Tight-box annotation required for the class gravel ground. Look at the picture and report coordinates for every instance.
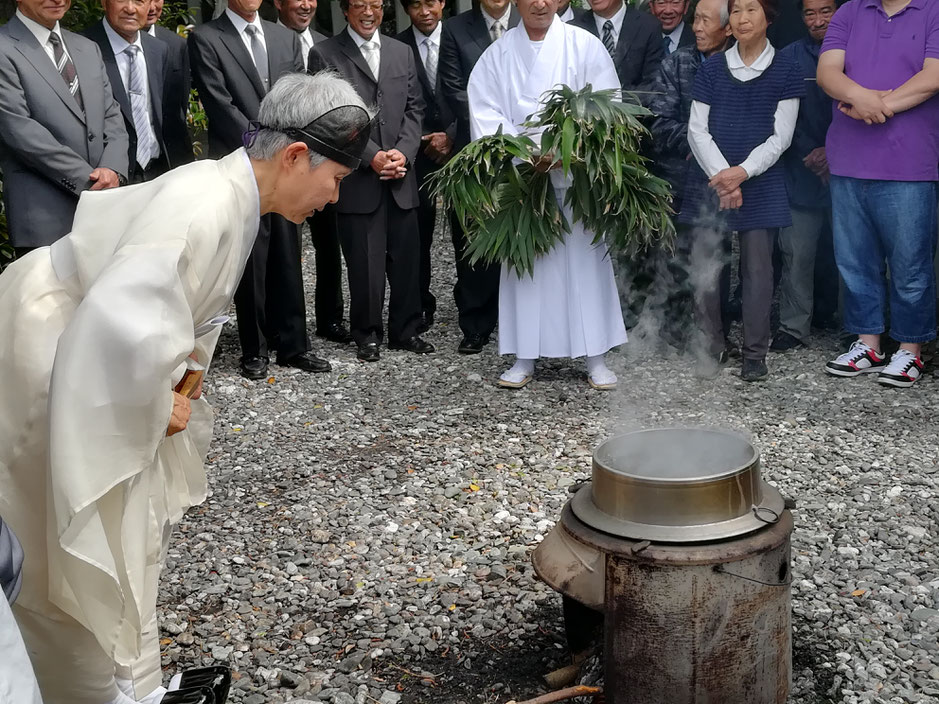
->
[157,226,939,704]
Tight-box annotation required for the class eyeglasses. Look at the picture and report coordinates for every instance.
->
[802,7,834,19]
[348,1,384,11]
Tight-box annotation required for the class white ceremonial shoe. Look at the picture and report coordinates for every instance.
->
[588,368,617,390]
[497,358,534,388]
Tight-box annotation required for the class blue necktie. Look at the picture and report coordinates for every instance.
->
[662,34,672,55]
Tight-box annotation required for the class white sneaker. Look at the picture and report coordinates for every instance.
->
[825,340,886,377]
[877,349,924,388]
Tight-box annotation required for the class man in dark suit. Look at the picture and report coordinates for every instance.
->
[83,0,182,181]
[0,0,128,256]
[308,0,434,363]
[649,0,694,55]
[396,0,456,334]
[438,0,519,353]
[144,0,194,167]
[275,0,351,345]
[189,0,330,379]
[569,0,664,93]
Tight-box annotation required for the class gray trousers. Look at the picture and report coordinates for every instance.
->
[778,207,832,341]
[692,227,775,360]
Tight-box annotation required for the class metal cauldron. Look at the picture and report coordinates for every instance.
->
[571,428,785,542]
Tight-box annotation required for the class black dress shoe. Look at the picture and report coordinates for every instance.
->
[357,342,380,362]
[317,322,353,344]
[389,335,435,353]
[458,334,489,354]
[240,356,269,380]
[770,331,806,352]
[741,357,768,382]
[281,351,331,373]
[173,666,231,704]
[162,686,216,704]
[416,310,435,334]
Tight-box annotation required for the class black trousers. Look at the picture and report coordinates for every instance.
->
[338,191,422,346]
[450,212,500,339]
[307,209,344,329]
[234,213,310,361]
[415,158,438,317]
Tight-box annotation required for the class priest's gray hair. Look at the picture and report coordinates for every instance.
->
[719,0,729,26]
[247,71,371,167]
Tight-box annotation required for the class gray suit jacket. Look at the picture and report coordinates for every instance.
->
[188,15,303,158]
[308,31,425,214]
[0,16,129,247]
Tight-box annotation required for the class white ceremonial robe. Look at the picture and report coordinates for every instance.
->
[468,17,628,359]
[0,149,260,704]
[0,594,43,704]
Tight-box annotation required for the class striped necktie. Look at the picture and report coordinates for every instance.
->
[601,20,616,57]
[48,31,83,110]
[124,45,156,168]
[489,20,503,42]
[423,37,438,92]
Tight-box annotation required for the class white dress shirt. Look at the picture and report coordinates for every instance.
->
[481,7,510,37]
[411,22,441,68]
[558,4,574,22]
[278,19,314,69]
[348,26,381,79]
[226,8,267,64]
[101,20,159,164]
[593,1,627,46]
[688,41,800,179]
[16,10,70,68]
[664,21,684,54]
[147,24,156,37]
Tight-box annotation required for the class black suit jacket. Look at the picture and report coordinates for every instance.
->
[676,22,695,50]
[152,24,194,166]
[570,6,664,95]
[394,26,455,136]
[82,22,172,178]
[308,31,425,214]
[438,7,520,150]
[189,15,303,157]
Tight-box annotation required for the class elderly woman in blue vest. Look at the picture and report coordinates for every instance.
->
[679,0,804,381]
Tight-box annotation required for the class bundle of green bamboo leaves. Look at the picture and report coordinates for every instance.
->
[431,85,674,277]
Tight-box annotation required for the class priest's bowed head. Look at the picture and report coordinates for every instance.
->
[0,71,372,704]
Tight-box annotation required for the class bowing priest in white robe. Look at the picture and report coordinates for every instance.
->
[468,0,628,390]
[0,73,372,704]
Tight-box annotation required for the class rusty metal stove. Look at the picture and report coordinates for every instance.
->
[533,428,793,704]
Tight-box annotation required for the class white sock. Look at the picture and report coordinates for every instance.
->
[112,679,167,704]
[586,355,616,385]
[500,358,535,383]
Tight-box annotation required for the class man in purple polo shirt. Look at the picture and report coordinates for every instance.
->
[817,0,939,388]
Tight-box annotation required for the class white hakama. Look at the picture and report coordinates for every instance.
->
[468,17,627,360]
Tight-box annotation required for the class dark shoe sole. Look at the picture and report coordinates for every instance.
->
[240,367,268,380]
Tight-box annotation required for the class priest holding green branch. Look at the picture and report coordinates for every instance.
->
[465,0,646,389]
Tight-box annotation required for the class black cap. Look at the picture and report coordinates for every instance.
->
[243,105,375,169]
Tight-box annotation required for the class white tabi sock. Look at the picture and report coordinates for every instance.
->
[500,358,535,384]
[112,678,168,704]
[586,355,617,387]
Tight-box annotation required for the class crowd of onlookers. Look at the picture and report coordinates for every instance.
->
[0,0,937,387]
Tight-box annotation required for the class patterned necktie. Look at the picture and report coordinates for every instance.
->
[662,34,672,55]
[124,45,156,168]
[601,20,616,57]
[489,20,503,42]
[423,37,438,91]
[48,31,83,110]
[245,25,270,91]
[362,40,380,80]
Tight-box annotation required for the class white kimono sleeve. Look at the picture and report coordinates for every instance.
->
[46,237,200,665]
